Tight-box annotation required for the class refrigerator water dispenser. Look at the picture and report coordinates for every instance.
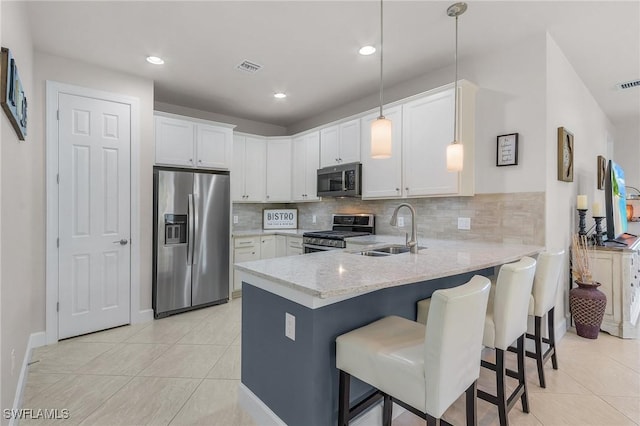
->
[164,214,187,245]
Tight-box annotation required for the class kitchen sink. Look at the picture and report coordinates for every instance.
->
[354,244,426,257]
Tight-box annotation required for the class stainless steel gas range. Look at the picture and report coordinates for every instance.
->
[302,214,375,253]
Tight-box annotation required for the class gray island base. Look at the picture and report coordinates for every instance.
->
[236,239,542,425]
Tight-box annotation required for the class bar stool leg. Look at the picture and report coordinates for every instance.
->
[549,307,558,370]
[534,315,546,388]
[465,381,478,426]
[517,335,530,413]
[496,349,509,426]
[382,394,392,426]
[338,370,350,426]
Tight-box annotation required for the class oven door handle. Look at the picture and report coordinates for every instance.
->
[303,243,343,251]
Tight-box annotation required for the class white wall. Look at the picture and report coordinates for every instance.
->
[32,53,155,330]
[289,35,548,195]
[545,34,615,323]
[613,119,640,189]
[155,101,286,136]
[1,2,35,421]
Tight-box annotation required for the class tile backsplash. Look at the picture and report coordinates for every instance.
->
[232,192,545,246]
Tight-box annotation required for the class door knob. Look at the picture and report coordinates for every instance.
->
[113,239,128,245]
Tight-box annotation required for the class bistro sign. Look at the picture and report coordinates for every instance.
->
[263,209,298,230]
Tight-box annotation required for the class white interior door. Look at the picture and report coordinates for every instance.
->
[58,93,131,339]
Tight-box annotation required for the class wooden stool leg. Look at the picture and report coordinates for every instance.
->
[496,349,509,426]
[517,335,530,413]
[338,370,350,426]
[465,380,478,426]
[534,315,546,388]
[382,394,392,426]
[549,307,558,370]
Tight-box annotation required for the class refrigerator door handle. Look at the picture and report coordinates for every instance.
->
[187,193,194,265]
[193,193,199,265]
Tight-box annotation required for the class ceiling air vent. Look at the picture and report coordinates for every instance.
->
[617,79,640,90]
[236,60,262,74]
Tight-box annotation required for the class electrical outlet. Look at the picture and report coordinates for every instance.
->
[11,349,16,375]
[285,312,296,341]
[397,217,405,227]
[458,217,471,230]
[233,215,239,224]
[312,215,317,224]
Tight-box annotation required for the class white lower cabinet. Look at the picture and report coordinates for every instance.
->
[286,235,304,256]
[233,234,303,291]
[589,248,640,338]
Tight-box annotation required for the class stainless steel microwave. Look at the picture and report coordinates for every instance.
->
[317,162,362,197]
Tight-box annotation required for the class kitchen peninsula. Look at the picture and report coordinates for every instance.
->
[235,238,543,425]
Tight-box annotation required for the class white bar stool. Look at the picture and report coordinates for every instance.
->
[335,275,491,426]
[508,250,564,388]
[479,256,536,426]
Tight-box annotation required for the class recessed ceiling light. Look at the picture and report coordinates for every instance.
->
[146,56,165,65]
[274,92,287,99]
[359,45,376,56]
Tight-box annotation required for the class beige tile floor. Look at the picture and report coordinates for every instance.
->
[22,298,639,425]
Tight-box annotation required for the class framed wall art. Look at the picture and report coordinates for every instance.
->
[263,209,298,230]
[597,155,606,190]
[1,47,27,140]
[557,127,573,182]
[496,133,518,166]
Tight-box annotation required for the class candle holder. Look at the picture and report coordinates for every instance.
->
[593,216,605,246]
[577,209,588,236]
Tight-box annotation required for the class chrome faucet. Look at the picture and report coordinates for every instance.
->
[390,203,419,254]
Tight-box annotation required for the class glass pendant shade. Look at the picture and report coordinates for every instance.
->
[371,117,392,158]
[446,142,463,172]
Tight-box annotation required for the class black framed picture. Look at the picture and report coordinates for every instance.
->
[1,47,27,140]
[496,133,518,166]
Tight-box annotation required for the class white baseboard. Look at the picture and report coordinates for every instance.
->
[237,382,406,426]
[132,308,154,324]
[556,316,567,341]
[10,332,46,426]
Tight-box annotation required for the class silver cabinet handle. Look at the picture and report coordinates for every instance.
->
[198,159,202,163]
[189,158,193,162]
[266,195,270,199]
[113,239,128,245]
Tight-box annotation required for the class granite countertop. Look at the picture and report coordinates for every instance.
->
[232,229,319,237]
[234,238,543,299]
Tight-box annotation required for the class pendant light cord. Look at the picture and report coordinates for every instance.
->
[453,14,459,143]
[379,0,384,119]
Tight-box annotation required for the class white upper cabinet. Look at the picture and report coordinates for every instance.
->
[265,138,292,202]
[232,135,266,202]
[402,81,476,197]
[196,124,233,169]
[155,116,196,167]
[360,106,403,199]
[320,118,361,167]
[292,131,320,201]
[154,113,234,170]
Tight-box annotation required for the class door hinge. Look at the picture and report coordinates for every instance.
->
[56,302,59,312]
[56,110,59,120]
[56,238,59,248]
[56,174,59,184]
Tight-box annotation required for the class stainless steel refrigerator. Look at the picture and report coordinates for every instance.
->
[153,167,230,318]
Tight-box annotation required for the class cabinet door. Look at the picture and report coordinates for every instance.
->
[155,116,195,167]
[286,236,303,256]
[360,106,403,199]
[231,136,246,202]
[292,135,307,201]
[339,119,361,164]
[304,132,321,200]
[320,125,339,167]
[196,124,232,169]
[266,138,292,202]
[261,235,276,259]
[244,137,266,202]
[402,89,458,196]
[275,235,287,257]
[233,245,261,290]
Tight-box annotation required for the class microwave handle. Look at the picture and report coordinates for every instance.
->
[342,171,347,191]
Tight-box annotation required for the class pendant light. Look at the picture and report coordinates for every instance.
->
[371,0,392,159]
[446,2,467,172]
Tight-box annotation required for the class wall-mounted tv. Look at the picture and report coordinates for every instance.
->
[604,160,628,242]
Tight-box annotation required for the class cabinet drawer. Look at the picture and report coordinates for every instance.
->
[287,236,303,248]
[234,236,260,248]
